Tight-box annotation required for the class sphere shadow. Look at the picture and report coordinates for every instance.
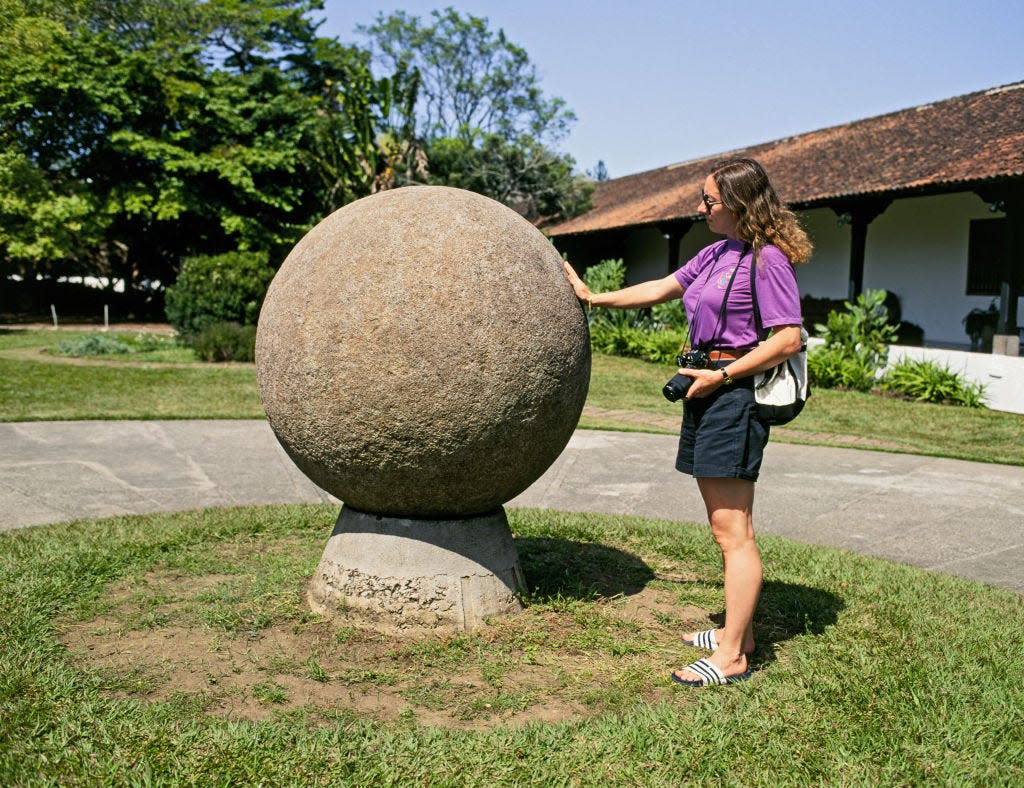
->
[514,536,655,600]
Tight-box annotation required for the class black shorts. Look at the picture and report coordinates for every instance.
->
[675,370,770,482]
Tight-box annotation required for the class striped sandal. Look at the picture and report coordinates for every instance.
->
[682,629,718,651]
[670,658,752,687]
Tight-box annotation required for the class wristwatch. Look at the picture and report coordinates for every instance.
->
[719,368,734,385]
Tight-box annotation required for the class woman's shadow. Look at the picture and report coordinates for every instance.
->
[708,579,845,666]
[515,536,844,665]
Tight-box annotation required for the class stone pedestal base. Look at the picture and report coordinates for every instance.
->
[308,506,526,633]
[992,334,1020,356]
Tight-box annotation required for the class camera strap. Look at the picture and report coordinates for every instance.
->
[689,243,750,352]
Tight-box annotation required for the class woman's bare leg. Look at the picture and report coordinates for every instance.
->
[674,477,761,681]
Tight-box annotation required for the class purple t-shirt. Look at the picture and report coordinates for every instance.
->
[673,238,801,350]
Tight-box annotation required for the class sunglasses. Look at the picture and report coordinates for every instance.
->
[700,188,723,212]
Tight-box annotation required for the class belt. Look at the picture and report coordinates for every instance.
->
[707,349,747,361]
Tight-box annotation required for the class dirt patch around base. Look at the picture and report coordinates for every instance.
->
[58,554,719,731]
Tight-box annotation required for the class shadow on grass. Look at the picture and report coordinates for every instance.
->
[705,579,845,667]
[515,536,655,600]
[516,534,844,668]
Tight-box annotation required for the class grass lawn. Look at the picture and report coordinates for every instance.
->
[0,329,263,420]
[1,504,1021,785]
[3,328,1022,466]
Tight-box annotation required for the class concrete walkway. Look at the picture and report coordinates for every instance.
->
[2,420,1023,594]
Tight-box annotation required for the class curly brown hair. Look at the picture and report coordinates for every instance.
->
[711,158,813,265]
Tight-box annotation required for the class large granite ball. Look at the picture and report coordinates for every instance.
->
[255,186,590,518]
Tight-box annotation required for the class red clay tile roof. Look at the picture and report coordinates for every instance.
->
[548,81,1024,237]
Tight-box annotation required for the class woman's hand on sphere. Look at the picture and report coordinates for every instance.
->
[562,261,593,304]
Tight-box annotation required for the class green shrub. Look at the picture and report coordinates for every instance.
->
[584,259,650,331]
[56,334,135,356]
[124,332,176,352]
[191,322,257,363]
[810,289,898,391]
[963,300,999,351]
[583,257,628,295]
[651,297,687,334]
[54,332,178,358]
[580,258,688,364]
[807,344,879,391]
[589,323,687,364]
[164,251,275,338]
[881,358,986,407]
[815,289,898,365]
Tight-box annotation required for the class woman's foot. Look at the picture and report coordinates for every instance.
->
[671,650,750,685]
[682,628,755,655]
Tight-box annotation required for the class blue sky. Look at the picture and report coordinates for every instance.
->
[318,0,1024,179]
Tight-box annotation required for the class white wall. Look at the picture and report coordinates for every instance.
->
[795,208,850,297]
[678,221,717,266]
[620,220,719,285]
[864,193,1011,346]
[797,193,1016,347]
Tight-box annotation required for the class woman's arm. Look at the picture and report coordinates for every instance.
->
[563,261,684,308]
[721,324,803,379]
[681,324,803,399]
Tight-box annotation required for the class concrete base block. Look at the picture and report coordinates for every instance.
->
[308,506,526,633]
[992,334,1020,356]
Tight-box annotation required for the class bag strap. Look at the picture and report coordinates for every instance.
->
[748,248,770,342]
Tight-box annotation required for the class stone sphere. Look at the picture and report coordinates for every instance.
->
[255,185,590,518]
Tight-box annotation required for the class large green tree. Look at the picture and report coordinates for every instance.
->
[426,132,590,223]
[360,7,591,222]
[360,6,573,144]
[0,0,419,291]
[0,1,589,298]
[300,38,424,211]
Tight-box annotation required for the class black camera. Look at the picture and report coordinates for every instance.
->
[662,349,710,402]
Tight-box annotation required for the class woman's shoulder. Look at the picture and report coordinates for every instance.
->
[757,244,792,267]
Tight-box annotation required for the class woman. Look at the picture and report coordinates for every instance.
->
[563,157,812,687]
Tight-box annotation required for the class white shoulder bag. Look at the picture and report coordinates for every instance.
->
[749,253,810,426]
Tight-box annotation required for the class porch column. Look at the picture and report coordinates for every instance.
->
[834,200,891,300]
[997,192,1022,350]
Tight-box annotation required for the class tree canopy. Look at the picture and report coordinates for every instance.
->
[359,6,574,145]
[0,0,420,288]
[0,1,591,296]
[360,6,591,223]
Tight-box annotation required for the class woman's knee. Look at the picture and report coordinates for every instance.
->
[709,513,756,553]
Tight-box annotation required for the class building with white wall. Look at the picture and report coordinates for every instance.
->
[547,81,1024,352]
